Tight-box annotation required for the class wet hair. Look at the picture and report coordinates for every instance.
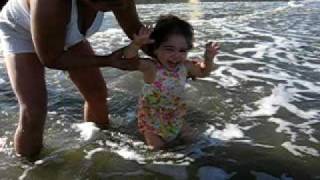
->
[148,14,194,57]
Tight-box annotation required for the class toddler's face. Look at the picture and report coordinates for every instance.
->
[154,34,189,71]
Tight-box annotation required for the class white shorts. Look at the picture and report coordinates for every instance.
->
[0,0,35,54]
[0,0,103,55]
[0,20,35,54]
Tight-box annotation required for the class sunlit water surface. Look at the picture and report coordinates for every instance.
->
[0,1,319,179]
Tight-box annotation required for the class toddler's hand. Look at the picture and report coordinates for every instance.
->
[133,25,154,47]
[204,42,220,61]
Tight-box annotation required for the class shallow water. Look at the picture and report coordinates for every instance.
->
[1,1,320,179]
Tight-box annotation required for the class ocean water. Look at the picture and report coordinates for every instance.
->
[0,1,319,179]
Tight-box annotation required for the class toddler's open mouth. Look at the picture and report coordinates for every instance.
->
[167,61,179,69]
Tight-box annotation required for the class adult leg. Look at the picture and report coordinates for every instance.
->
[67,40,108,127]
[5,53,47,157]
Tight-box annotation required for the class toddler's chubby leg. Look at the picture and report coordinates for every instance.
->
[143,130,166,150]
[180,124,200,144]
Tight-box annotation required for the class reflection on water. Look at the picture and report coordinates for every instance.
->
[1,1,320,179]
[188,0,204,20]
[136,0,192,4]
[189,0,200,3]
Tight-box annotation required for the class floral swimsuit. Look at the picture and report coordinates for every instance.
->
[138,62,188,142]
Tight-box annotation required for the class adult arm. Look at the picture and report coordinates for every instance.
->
[112,1,153,56]
[30,0,131,70]
[112,0,142,40]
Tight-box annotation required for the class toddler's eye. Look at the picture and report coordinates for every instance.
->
[164,48,175,52]
[179,49,187,53]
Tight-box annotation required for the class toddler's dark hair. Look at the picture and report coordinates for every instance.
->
[148,14,194,57]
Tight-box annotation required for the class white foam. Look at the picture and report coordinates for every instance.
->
[205,124,244,141]
[248,84,318,119]
[105,139,118,148]
[203,66,240,87]
[72,122,100,141]
[0,78,5,84]
[115,147,144,161]
[268,118,298,142]
[288,1,304,7]
[0,137,14,156]
[282,141,319,157]
[235,43,270,59]
[0,137,7,152]
[84,147,105,159]
[250,143,275,149]
[290,79,320,93]
[296,120,320,143]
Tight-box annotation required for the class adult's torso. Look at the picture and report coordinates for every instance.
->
[1,0,104,50]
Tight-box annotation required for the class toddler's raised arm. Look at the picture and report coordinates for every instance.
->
[186,42,220,78]
[123,25,153,59]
